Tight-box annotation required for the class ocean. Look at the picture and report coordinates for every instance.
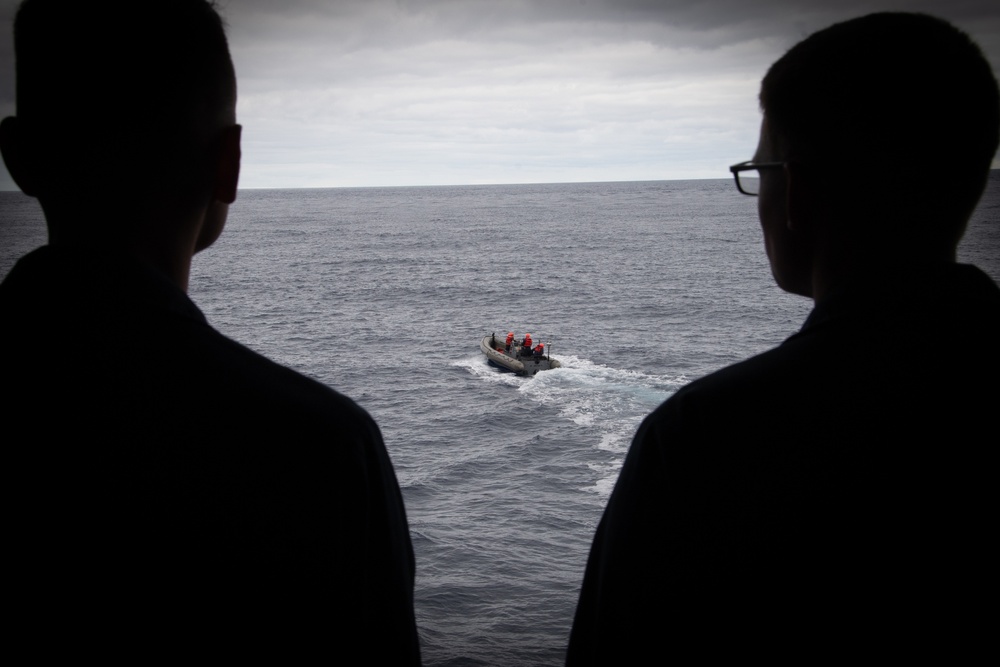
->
[2,174,998,665]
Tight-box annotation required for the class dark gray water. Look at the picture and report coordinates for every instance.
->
[2,174,997,665]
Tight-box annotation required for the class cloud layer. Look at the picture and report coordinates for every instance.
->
[1,0,998,189]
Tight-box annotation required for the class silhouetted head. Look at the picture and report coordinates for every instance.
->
[759,12,999,252]
[3,0,238,228]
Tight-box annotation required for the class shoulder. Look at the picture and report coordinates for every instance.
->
[2,246,386,451]
[172,323,384,444]
[638,341,810,438]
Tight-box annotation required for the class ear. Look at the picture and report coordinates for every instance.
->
[213,123,241,204]
[783,161,813,234]
[0,116,40,197]
[193,124,241,254]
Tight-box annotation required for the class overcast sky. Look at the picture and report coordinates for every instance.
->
[1,0,998,189]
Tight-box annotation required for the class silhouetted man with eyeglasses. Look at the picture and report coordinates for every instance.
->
[0,1,420,661]
[568,12,999,664]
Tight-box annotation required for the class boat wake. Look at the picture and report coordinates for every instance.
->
[454,353,527,387]
[455,352,687,494]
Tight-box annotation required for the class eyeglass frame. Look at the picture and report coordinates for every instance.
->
[729,160,786,196]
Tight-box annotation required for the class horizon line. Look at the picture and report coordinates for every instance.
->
[2,169,998,194]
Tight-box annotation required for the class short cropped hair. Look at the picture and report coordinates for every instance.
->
[760,12,999,238]
[12,0,236,207]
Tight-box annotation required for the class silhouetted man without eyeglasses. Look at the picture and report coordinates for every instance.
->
[567,12,999,664]
[0,1,420,662]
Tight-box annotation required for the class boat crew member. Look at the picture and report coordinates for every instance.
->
[533,343,545,357]
[523,333,532,350]
[506,331,514,352]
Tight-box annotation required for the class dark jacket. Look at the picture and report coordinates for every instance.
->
[568,262,1000,664]
[1,245,421,663]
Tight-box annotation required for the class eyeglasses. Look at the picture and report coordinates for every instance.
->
[729,161,785,196]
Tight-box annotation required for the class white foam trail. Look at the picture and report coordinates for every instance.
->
[453,354,524,387]
[459,351,688,498]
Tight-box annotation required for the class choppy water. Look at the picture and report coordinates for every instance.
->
[2,175,998,665]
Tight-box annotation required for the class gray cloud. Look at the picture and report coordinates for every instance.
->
[1,0,998,189]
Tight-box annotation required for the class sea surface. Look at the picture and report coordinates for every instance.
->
[2,175,998,665]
